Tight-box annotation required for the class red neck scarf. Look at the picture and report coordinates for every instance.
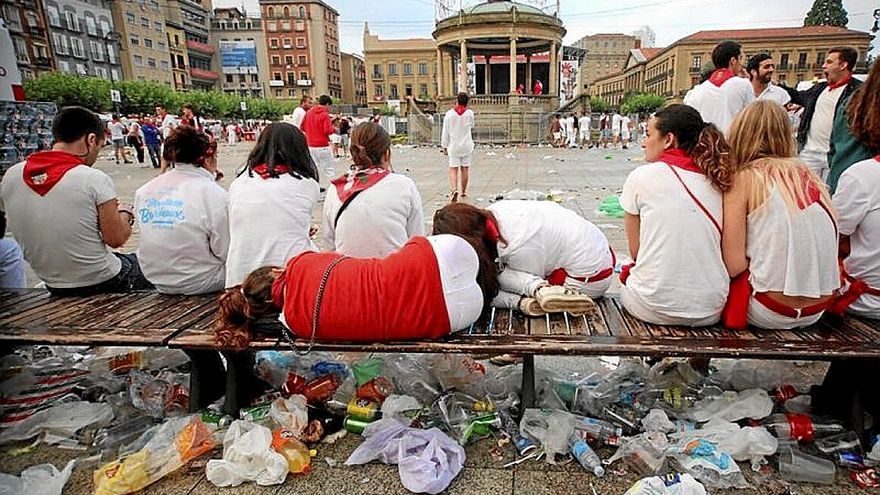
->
[708,68,736,88]
[331,167,391,203]
[874,154,880,163]
[453,105,468,116]
[251,163,291,179]
[660,148,701,174]
[796,168,822,210]
[484,217,501,244]
[23,150,86,196]
[827,74,853,91]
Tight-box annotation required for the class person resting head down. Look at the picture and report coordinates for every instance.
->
[214,233,500,349]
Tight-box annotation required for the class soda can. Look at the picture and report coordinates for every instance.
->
[344,416,370,434]
[356,377,394,403]
[473,400,496,413]
[282,372,307,397]
[240,404,271,422]
[347,398,380,421]
[303,374,341,403]
[201,410,233,428]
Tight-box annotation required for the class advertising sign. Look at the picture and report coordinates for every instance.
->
[220,40,258,74]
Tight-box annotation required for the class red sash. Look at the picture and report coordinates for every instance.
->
[547,248,616,286]
[331,168,390,203]
[251,163,291,179]
[708,69,735,88]
[22,150,85,196]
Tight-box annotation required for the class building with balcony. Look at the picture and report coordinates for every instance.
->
[259,0,342,100]
[340,51,366,106]
[364,25,438,115]
[212,7,268,98]
[166,0,217,90]
[44,0,121,81]
[0,0,55,79]
[571,32,640,86]
[109,0,171,86]
[166,24,190,90]
[590,26,874,107]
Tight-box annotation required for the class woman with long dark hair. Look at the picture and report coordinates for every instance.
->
[225,122,319,287]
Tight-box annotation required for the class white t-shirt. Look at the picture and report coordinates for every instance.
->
[0,163,121,288]
[487,200,612,279]
[684,76,754,134]
[322,173,425,258]
[611,114,622,132]
[441,108,475,158]
[159,114,176,139]
[292,106,307,128]
[803,84,846,154]
[833,157,880,316]
[757,84,792,106]
[620,116,632,137]
[226,124,237,137]
[134,164,229,294]
[426,234,483,332]
[619,161,729,321]
[225,171,320,287]
[578,116,591,134]
[109,121,126,140]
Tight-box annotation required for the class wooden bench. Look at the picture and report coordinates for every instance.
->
[3,289,880,430]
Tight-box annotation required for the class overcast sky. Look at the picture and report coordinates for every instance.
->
[214,0,878,56]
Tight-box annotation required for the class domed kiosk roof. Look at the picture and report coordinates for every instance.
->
[465,1,545,15]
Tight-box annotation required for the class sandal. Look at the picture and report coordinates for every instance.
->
[519,297,546,316]
[534,286,596,316]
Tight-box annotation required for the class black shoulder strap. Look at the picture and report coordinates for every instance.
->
[333,189,365,229]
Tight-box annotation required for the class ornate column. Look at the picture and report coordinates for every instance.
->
[509,36,517,94]
[436,47,443,97]
[548,41,558,97]
[459,40,468,93]
[526,54,532,90]
[484,55,491,94]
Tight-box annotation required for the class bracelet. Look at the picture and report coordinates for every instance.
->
[119,209,135,226]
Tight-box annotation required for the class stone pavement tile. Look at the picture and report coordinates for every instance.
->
[446,467,513,494]
[276,462,409,495]
[513,468,636,494]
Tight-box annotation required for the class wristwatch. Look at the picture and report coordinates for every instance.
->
[118,208,135,226]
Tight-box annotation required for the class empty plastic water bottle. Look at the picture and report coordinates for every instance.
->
[570,438,605,477]
[765,413,845,442]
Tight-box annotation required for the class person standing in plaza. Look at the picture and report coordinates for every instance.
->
[127,118,145,165]
[684,40,754,134]
[179,103,204,131]
[291,95,312,128]
[747,53,790,106]
[620,113,632,149]
[155,104,176,140]
[225,121,238,146]
[611,110,622,147]
[781,47,863,182]
[108,115,129,165]
[441,92,476,198]
[141,117,162,169]
[578,111,591,148]
[598,111,610,148]
[566,113,578,148]
[301,95,337,186]
[338,117,351,157]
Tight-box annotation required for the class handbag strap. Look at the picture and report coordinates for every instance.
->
[665,163,722,234]
[280,255,348,356]
[333,190,364,229]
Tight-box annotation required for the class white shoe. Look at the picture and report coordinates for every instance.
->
[519,297,546,317]
[535,286,596,316]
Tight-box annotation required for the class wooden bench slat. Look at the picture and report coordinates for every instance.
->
[0,290,50,312]
[54,292,166,327]
[0,291,54,319]
[0,293,125,327]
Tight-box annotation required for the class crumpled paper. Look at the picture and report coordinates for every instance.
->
[345,418,465,494]
[206,421,288,487]
[0,459,76,495]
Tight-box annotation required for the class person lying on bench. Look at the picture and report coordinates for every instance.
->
[432,201,608,316]
[0,106,153,295]
[619,104,731,325]
[214,234,499,348]
[723,101,839,329]
[134,126,228,295]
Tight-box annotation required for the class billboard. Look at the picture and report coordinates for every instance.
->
[220,40,257,74]
[559,59,579,106]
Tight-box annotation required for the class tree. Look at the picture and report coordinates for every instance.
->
[804,0,848,27]
[24,72,112,112]
[620,93,665,117]
[589,96,608,113]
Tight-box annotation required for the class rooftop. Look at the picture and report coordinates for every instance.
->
[682,25,871,41]
[465,1,545,15]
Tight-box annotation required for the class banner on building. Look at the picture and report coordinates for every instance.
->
[559,59,579,106]
[220,41,258,74]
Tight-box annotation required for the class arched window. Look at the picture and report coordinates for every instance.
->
[283,6,289,17]
[267,7,274,18]
[299,6,305,18]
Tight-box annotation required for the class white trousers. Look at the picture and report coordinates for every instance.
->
[620,285,720,326]
[427,235,483,332]
[309,146,335,184]
[799,148,829,181]
[491,267,613,309]
[748,295,823,330]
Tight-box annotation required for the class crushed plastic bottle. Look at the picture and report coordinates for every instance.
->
[570,438,605,477]
[271,428,313,474]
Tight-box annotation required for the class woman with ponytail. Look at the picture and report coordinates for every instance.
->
[432,201,608,316]
[215,232,497,348]
[619,104,732,325]
[723,100,839,329]
[322,122,424,258]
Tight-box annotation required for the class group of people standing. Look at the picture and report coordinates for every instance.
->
[548,111,638,149]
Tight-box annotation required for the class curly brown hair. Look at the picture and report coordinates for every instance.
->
[655,104,733,192]
[847,60,880,152]
[215,266,280,349]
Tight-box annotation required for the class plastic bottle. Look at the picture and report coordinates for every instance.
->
[570,438,605,477]
[303,374,341,403]
[573,415,622,442]
[765,413,845,442]
[271,428,312,474]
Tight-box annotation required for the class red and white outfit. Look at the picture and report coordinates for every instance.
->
[441,105,475,168]
[322,168,424,258]
[300,105,336,183]
[745,168,839,328]
[683,69,754,135]
[273,235,483,340]
[619,149,729,325]
[800,76,851,180]
[831,156,880,319]
[487,200,614,308]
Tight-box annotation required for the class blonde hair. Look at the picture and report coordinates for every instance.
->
[728,101,834,217]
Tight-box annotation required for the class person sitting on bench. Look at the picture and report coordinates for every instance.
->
[432,201,608,316]
[214,233,498,348]
[225,122,319,288]
[322,123,424,258]
[134,126,228,294]
[619,104,732,325]
[723,101,839,329]
[0,106,152,295]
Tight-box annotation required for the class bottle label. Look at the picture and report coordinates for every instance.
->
[571,440,592,458]
[786,413,815,442]
[663,388,683,409]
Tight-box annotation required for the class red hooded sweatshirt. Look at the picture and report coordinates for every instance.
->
[300,105,334,148]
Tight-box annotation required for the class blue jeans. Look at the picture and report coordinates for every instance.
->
[46,253,154,296]
[0,238,26,288]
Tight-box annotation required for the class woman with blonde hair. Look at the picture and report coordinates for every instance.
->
[722,100,839,329]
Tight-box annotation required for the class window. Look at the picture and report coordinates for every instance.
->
[267,21,277,32]
[111,68,120,81]
[779,53,789,68]
[418,62,428,75]
[160,60,169,70]
[158,41,166,51]
[374,84,383,95]
[390,84,398,98]
[155,21,163,32]
[283,37,292,48]
[226,74,234,83]
[130,34,139,46]
[296,37,305,48]
[52,33,69,54]
[276,89,282,97]
[287,72,295,84]
[373,64,382,77]
[65,11,80,31]
[816,51,825,65]
[58,60,70,72]
[75,63,87,75]
[134,55,143,66]
[273,72,282,80]
[107,44,117,63]
[403,63,412,76]
[84,15,97,36]
[47,5,62,27]
[125,12,135,24]
[299,6,305,18]
[271,56,280,65]
[95,66,108,79]
[404,83,412,96]
[419,83,428,96]
[71,38,85,58]
[141,17,149,27]
[90,41,103,61]
[148,58,157,68]
[283,6,290,17]
[144,38,153,48]
[300,71,308,80]
[388,63,397,76]
[295,20,304,31]
[267,7,274,18]
[691,55,701,69]
[285,55,293,65]
[298,55,307,65]
[270,38,279,48]
[288,88,296,97]
[281,20,291,31]
[99,19,110,37]
[797,52,808,68]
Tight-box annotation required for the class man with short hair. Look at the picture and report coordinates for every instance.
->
[0,106,153,295]
[108,114,129,165]
[292,95,313,128]
[179,103,203,131]
[155,104,176,140]
[441,92,475,197]
[578,111,591,148]
[300,94,337,184]
[598,112,610,148]
[620,113,632,149]
[684,40,754,134]
[782,46,863,180]
[747,53,790,106]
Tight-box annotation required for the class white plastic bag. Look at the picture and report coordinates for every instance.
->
[0,400,113,445]
[0,459,76,495]
[206,420,288,487]
[269,395,308,435]
[689,389,773,423]
[671,418,777,470]
[642,409,676,433]
[381,395,422,425]
[519,409,574,464]
[623,473,707,495]
[671,439,749,489]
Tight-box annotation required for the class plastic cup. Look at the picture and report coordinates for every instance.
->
[778,447,836,484]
